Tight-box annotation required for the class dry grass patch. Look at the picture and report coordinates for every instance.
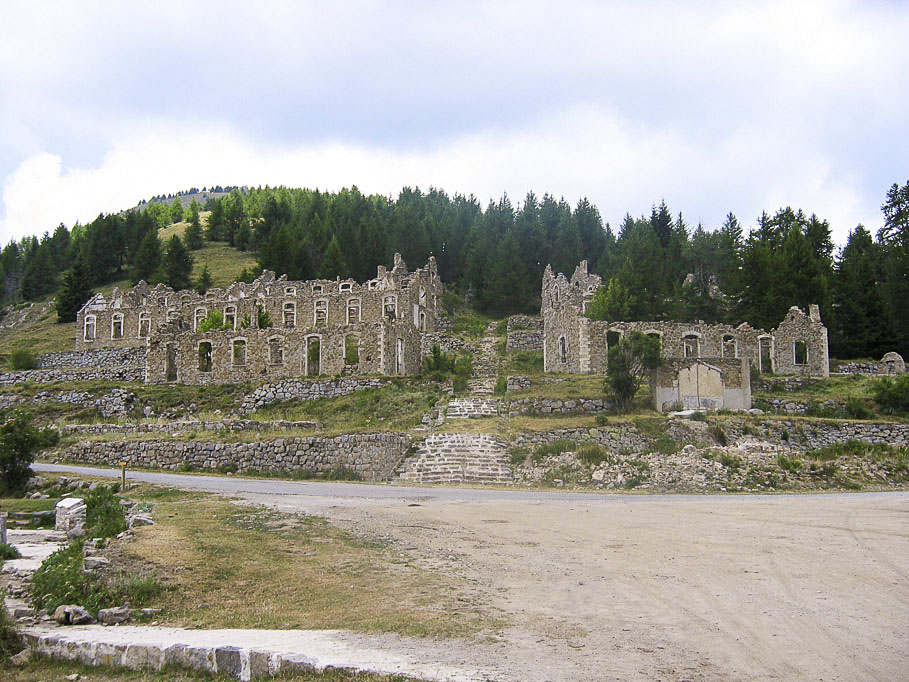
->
[122,491,491,638]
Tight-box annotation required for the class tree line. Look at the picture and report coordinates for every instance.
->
[2,182,908,359]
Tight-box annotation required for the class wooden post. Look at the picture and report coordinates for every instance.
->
[120,461,127,491]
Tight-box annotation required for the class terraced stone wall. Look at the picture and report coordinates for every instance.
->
[59,432,412,481]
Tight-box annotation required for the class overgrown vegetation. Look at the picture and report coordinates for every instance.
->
[0,409,58,495]
[605,331,662,413]
[531,439,577,462]
[7,349,35,370]
[872,374,909,415]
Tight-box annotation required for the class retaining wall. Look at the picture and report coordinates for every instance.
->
[0,367,145,386]
[35,348,146,370]
[239,377,390,413]
[59,433,412,481]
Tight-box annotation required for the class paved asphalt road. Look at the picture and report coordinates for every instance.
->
[33,462,908,504]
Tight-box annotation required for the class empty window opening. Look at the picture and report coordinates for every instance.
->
[347,298,361,324]
[167,309,180,322]
[193,307,207,331]
[683,334,699,358]
[83,315,96,342]
[138,313,150,338]
[268,337,283,365]
[396,338,405,374]
[558,336,568,363]
[384,295,397,320]
[419,286,426,305]
[722,335,736,358]
[646,332,662,353]
[339,282,352,292]
[165,343,178,382]
[283,301,296,328]
[111,314,123,339]
[306,337,321,376]
[284,287,296,296]
[606,330,621,350]
[420,311,426,331]
[198,342,213,372]
[345,335,360,365]
[312,285,323,294]
[232,339,247,366]
[224,306,237,330]
[794,340,808,365]
[759,337,773,373]
[314,299,328,326]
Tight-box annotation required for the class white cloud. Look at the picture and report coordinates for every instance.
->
[0,105,877,246]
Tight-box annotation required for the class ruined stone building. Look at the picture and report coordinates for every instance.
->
[542,261,830,378]
[76,254,442,384]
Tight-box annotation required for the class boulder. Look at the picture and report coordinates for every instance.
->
[54,604,95,625]
[9,648,31,666]
[128,514,154,528]
[98,606,131,625]
[83,556,111,570]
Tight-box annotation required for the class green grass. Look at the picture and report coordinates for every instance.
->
[251,382,442,432]
[507,374,602,399]
[505,351,544,375]
[0,497,58,514]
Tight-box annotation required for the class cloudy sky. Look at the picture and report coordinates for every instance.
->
[1,0,907,247]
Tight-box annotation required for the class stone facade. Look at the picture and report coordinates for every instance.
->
[542,260,830,377]
[76,254,442,383]
[0,366,145,386]
[651,357,751,412]
[35,348,146,370]
[60,433,412,481]
[506,329,543,352]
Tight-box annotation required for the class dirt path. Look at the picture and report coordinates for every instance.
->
[245,491,909,682]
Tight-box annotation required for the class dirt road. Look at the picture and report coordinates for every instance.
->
[251,490,908,681]
[37,465,909,681]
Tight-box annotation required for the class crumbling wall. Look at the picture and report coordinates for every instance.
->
[651,357,751,412]
[542,260,829,377]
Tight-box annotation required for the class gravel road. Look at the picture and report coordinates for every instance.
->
[36,463,909,682]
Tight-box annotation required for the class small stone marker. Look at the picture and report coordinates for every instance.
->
[55,497,87,537]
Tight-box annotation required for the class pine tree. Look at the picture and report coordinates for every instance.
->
[159,235,194,290]
[21,244,57,299]
[131,230,162,284]
[170,198,184,224]
[317,235,347,279]
[184,220,204,250]
[56,253,94,322]
[195,264,213,294]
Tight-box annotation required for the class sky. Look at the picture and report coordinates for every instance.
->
[1,0,907,248]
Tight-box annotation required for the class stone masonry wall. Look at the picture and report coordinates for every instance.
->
[239,377,390,413]
[60,419,319,437]
[506,330,543,352]
[507,397,610,416]
[0,366,145,386]
[60,433,412,481]
[35,348,146,370]
[506,315,543,331]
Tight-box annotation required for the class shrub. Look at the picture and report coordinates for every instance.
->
[0,542,21,561]
[0,594,22,660]
[494,374,507,395]
[509,447,529,465]
[198,310,228,332]
[0,409,56,495]
[719,453,741,470]
[844,396,872,420]
[577,443,611,466]
[8,349,35,370]
[777,454,802,473]
[532,440,576,462]
[595,412,610,426]
[605,332,661,413]
[872,374,909,415]
[708,424,728,446]
[324,465,362,481]
[689,411,707,421]
[84,484,127,538]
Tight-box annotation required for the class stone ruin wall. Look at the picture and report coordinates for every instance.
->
[35,348,146,370]
[542,260,830,377]
[145,322,423,385]
[651,357,751,412]
[59,432,412,482]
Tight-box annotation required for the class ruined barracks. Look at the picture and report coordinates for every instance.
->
[542,261,830,378]
[76,254,442,384]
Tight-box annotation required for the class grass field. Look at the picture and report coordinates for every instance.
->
[116,484,491,638]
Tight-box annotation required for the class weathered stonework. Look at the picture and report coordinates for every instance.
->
[506,397,610,416]
[506,330,543,352]
[239,377,389,413]
[542,261,830,377]
[59,433,412,481]
[76,254,442,383]
[651,357,751,412]
[60,419,319,437]
[0,366,145,386]
[35,348,146,370]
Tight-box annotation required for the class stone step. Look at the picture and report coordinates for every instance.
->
[446,397,500,418]
[395,432,514,485]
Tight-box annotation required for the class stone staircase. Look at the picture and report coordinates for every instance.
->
[466,322,502,396]
[395,433,514,484]
[446,397,500,418]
